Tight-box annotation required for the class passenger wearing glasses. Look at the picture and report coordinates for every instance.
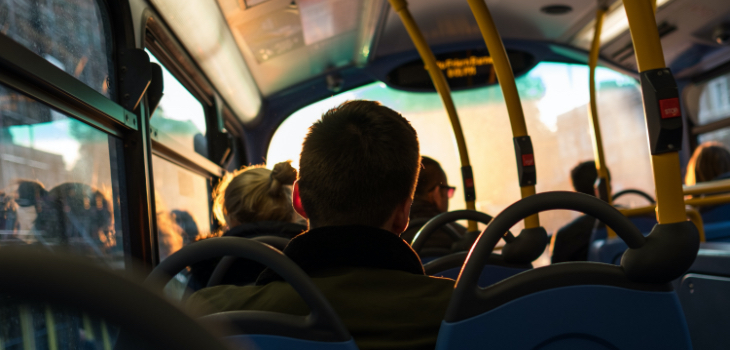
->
[401,156,464,256]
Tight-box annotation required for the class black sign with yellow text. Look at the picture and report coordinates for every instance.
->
[386,49,535,91]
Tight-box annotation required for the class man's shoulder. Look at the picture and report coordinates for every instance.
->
[187,282,302,315]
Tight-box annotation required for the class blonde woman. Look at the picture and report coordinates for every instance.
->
[188,161,304,289]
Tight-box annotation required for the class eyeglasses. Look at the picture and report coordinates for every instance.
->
[431,184,456,199]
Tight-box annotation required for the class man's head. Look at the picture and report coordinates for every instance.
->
[414,156,452,213]
[296,100,420,232]
[571,160,610,196]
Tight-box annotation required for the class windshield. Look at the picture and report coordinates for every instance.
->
[267,62,653,239]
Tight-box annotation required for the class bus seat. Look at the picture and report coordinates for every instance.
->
[437,192,696,350]
[677,273,730,349]
[147,237,359,350]
[424,251,531,287]
[436,269,690,350]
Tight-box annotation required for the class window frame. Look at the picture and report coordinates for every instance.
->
[143,10,226,179]
[0,0,155,267]
[687,61,730,150]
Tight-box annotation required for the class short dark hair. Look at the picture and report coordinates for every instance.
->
[571,160,610,196]
[298,100,420,227]
[415,156,445,197]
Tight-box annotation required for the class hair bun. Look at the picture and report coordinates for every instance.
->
[271,161,298,186]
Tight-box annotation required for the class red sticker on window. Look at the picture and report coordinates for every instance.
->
[522,154,534,167]
[659,98,681,119]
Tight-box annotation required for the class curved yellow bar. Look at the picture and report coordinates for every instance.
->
[468,0,539,228]
[588,7,612,199]
[589,6,615,238]
[685,208,706,242]
[623,0,686,224]
[388,0,477,231]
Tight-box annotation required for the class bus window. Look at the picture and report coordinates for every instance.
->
[686,71,730,147]
[0,83,124,268]
[0,0,114,99]
[267,62,653,234]
[152,155,211,262]
[147,51,208,157]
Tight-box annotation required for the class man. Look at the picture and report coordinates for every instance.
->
[188,101,454,350]
[551,160,604,263]
[401,156,462,254]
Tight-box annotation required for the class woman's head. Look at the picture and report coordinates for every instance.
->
[213,161,298,228]
[685,142,730,186]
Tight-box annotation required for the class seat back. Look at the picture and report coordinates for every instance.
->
[438,192,697,350]
[678,273,730,349]
[437,280,689,350]
[147,237,359,350]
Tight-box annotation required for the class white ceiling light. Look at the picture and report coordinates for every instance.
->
[150,0,262,123]
[573,0,672,50]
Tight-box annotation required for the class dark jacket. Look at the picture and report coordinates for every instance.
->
[188,225,455,350]
[402,199,465,256]
[187,221,305,290]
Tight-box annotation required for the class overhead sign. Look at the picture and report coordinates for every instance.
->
[386,49,535,91]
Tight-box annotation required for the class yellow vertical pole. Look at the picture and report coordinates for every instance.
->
[588,4,616,238]
[623,0,686,224]
[388,0,478,231]
[467,0,539,228]
[45,306,58,350]
[101,321,112,350]
[18,305,35,350]
[82,313,95,342]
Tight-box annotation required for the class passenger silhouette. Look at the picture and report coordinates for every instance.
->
[685,141,730,187]
[187,161,305,289]
[401,156,464,255]
[551,161,608,263]
[685,142,730,227]
[17,181,115,257]
[0,191,19,239]
[189,100,454,350]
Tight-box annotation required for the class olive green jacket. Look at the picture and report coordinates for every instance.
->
[188,225,455,350]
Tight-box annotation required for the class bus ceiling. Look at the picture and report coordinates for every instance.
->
[138,0,730,124]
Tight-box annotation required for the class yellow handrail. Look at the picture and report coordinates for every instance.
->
[467,0,539,228]
[388,0,478,231]
[685,208,706,242]
[620,193,730,215]
[684,178,730,196]
[588,4,616,238]
[623,0,686,224]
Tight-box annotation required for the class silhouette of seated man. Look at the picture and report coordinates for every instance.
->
[188,100,454,350]
[401,156,464,255]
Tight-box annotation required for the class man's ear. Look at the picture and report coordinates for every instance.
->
[292,181,307,219]
[389,197,413,235]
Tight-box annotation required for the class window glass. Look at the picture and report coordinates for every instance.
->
[0,302,154,349]
[152,155,211,262]
[147,51,208,157]
[695,72,730,125]
[267,62,653,245]
[0,83,124,268]
[0,0,115,99]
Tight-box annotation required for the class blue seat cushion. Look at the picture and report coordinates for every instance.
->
[436,285,690,350]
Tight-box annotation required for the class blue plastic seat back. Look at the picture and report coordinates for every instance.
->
[226,335,359,350]
[432,265,528,287]
[677,273,730,349]
[436,285,691,350]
